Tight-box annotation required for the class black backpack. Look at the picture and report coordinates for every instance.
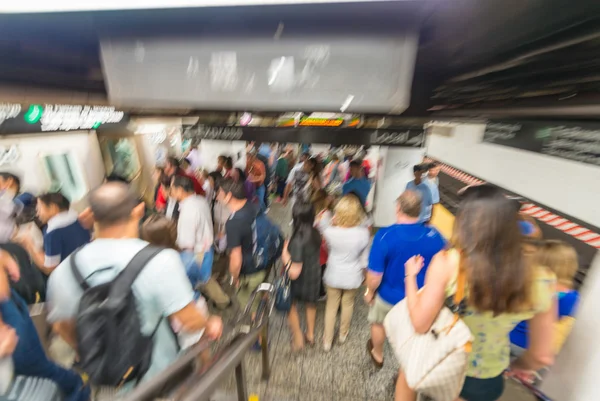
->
[69,245,164,387]
[0,243,47,305]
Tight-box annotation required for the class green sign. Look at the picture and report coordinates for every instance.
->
[23,104,43,124]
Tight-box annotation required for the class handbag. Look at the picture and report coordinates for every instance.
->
[274,262,292,312]
[383,258,473,401]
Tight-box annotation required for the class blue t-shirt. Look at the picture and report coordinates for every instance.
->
[519,221,535,236]
[405,181,433,222]
[425,177,440,204]
[342,177,372,206]
[368,223,446,305]
[510,289,579,348]
[43,213,90,268]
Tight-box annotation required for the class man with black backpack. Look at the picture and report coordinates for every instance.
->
[46,182,223,390]
[216,178,283,312]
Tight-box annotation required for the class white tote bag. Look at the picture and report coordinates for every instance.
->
[383,267,473,401]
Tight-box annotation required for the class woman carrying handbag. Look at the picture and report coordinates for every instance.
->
[387,185,556,401]
[281,201,322,352]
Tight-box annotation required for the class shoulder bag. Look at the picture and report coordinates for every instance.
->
[383,262,473,401]
[274,261,292,313]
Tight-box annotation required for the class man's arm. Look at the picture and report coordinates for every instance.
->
[46,257,83,351]
[20,237,57,275]
[363,232,386,304]
[53,320,78,351]
[228,247,243,280]
[144,249,222,339]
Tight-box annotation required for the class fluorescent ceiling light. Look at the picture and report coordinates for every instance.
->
[1,0,399,13]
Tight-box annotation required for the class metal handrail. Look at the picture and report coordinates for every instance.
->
[180,282,275,401]
[122,282,275,401]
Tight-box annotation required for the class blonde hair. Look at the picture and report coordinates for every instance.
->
[311,189,330,215]
[333,194,365,228]
[538,240,578,288]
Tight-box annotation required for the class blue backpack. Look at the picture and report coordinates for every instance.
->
[249,212,284,274]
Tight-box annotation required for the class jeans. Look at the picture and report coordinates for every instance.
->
[1,291,90,401]
[256,184,267,212]
[180,248,214,297]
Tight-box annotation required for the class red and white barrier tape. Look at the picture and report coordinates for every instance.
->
[425,157,600,249]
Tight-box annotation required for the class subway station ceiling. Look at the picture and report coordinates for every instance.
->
[0,0,599,118]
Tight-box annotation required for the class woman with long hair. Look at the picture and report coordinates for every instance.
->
[319,194,370,351]
[399,185,556,401]
[140,214,211,296]
[311,189,334,299]
[140,215,212,350]
[282,201,322,351]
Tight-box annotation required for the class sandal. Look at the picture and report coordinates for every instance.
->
[304,333,315,347]
[367,339,384,369]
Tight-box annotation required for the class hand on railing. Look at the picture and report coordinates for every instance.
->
[204,316,224,341]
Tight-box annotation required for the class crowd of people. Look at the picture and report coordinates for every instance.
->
[0,142,582,401]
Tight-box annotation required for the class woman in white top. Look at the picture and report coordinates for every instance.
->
[319,194,370,351]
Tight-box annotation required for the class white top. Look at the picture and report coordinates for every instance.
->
[46,210,79,234]
[286,161,304,184]
[319,218,370,290]
[202,180,214,203]
[176,195,214,253]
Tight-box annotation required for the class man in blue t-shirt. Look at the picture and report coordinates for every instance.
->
[406,164,433,223]
[364,190,446,367]
[342,160,372,206]
[19,193,90,276]
[425,162,440,221]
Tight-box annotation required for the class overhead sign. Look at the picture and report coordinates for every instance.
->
[277,113,361,128]
[0,103,128,135]
[0,104,21,126]
[1,0,380,13]
[483,121,600,167]
[183,125,425,147]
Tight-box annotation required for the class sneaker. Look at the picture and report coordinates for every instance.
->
[339,333,348,344]
[323,342,332,352]
[252,340,267,352]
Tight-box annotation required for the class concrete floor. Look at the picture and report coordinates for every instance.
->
[212,202,539,401]
[48,200,540,401]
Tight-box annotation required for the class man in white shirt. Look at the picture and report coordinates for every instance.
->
[170,176,230,309]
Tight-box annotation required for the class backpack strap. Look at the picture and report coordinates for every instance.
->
[109,245,164,301]
[69,247,90,291]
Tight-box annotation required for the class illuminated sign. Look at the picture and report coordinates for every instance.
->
[277,113,362,128]
[23,105,43,124]
[26,105,125,131]
[299,118,344,127]
[0,104,21,125]
[0,103,128,135]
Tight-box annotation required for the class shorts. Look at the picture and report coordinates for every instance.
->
[459,375,504,401]
[237,270,268,312]
[367,295,394,324]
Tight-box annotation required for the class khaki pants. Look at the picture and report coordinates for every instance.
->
[202,276,230,308]
[237,270,268,312]
[323,287,358,345]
